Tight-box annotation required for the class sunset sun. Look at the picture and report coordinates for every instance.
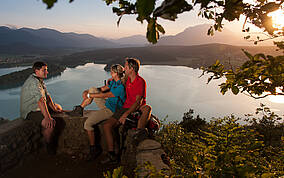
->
[268,9,284,29]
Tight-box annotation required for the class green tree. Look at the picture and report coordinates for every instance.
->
[41,0,283,98]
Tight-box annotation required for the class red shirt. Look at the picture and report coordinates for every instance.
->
[123,74,146,108]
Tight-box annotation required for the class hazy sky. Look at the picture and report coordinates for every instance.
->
[0,0,248,39]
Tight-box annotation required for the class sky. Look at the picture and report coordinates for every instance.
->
[0,0,255,39]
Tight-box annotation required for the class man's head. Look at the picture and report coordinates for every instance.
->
[33,61,48,79]
[125,58,140,76]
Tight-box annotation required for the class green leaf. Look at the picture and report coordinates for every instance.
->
[42,0,57,9]
[156,23,165,34]
[146,18,158,44]
[104,0,117,5]
[137,0,155,21]
[232,86,239,95]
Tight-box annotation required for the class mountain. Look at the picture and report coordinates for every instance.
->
[0,26,118,53]
[111,35,149,47]
[157,24,255,46]
[56,43,280,70]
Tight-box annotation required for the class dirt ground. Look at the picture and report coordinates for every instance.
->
[0,150,124,178]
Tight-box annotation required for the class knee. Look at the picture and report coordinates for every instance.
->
[84,120,93,131]
[44,127,54,135]
[103,121,111,131]
[142,105,152,114]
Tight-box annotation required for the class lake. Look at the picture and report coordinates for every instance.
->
[0,66,31,76]
[0,63,283,122]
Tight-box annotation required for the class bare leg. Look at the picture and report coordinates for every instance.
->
[137,105,152,129]
[42,127,54,143]
[87,130,95,146]
[103,118,119,152]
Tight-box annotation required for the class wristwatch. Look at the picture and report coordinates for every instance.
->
[87,93,90,98]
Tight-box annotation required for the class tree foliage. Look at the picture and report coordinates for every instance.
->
[153,107,284,177]
[201,51,284,98]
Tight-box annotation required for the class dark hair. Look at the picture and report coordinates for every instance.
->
[32,61,47,73]
[126,58,140,74]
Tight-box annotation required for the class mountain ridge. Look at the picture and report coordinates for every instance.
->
[0,26,118,51]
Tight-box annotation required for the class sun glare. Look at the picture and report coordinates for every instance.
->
[269,95,284,103]
[268,9,284,29]
[268,88,284,104]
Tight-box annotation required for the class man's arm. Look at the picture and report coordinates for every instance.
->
[119,95,143,124]
[38,97,55,128]
[46,94,62,112]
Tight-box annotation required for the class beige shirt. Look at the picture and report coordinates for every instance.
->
[20,74,48,119]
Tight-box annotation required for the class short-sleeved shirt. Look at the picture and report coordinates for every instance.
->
[123,74,146,108]
[20,74,48,119]
[105,80,126,113]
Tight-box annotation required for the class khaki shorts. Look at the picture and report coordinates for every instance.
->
[26,111,44,126]
[84,87,113,131]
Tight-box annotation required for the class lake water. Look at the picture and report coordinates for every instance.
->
[0,63,283,122]
[0,66,31,76]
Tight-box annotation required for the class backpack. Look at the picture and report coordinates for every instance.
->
[124,110,160,133]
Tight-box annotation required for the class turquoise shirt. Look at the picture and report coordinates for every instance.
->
[105,80,126,113]
[20,74,48,119]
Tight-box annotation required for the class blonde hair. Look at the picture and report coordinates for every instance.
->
[110,64,126,85]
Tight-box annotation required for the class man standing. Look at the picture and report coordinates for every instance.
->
[20,61,62,154]
[102,58,152,164]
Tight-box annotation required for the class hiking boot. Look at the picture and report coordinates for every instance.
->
[86,145,102,162]
[100,152,119,164]
[66,105,83,117]
[133,128,149,145]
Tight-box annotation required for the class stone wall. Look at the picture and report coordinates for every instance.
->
[0,111,169,176]
[0,118,41,173]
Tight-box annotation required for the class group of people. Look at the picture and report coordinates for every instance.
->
[20,58,152,164]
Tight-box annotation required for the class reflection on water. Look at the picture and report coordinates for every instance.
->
[0,66,31,76]
[0,63,283,121]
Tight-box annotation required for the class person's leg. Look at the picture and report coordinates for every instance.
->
[67,87,100,116]
[137,104,152,129]
[101,117,120,164]
[84,108,113,161]
[41,118,56,155]
[103,117,120,152]
[84,109,113,146]
[42,127,54,143]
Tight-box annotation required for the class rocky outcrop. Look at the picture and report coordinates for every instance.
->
[0,119,42,173]
[0,117,9,125]
[0,111,168,176]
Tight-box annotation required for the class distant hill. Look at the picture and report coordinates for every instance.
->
[0,26,118,54]
[55,43,280,69]
[1,43,280,90]
[157,24,261,46]
[110,35,149,47]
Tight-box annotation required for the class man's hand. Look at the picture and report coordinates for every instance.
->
[119,113,128,125]
[42,117,56,128]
